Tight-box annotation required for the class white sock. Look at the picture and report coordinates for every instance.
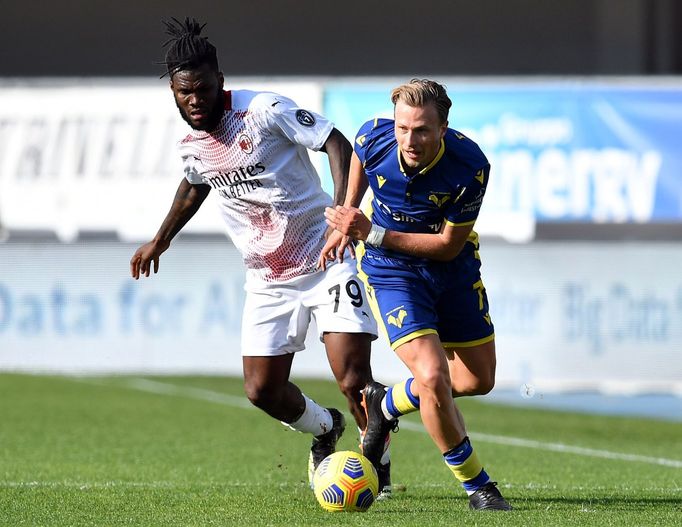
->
[282,394,333,436]
[380,443,391,465]
[380,396,394,421]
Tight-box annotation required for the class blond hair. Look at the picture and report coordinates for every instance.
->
[390,78,451,124]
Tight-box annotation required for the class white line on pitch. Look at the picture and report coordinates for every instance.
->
[75,377,682,469]
[72,376,254,409]
[124,377,254,409]
[0,480,298,489]
[396,420,682,469]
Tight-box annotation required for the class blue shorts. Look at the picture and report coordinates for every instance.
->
[357,243,495,350]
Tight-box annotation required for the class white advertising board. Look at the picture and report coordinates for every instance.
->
[0,80,325,242]
[1,241,680,398]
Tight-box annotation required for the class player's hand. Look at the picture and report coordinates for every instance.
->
[318,229,354,271]
[130,239,170,279]
[324,206,371,241]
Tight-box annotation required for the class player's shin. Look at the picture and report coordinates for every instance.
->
[443,436,512,510]
[442,437,489,495]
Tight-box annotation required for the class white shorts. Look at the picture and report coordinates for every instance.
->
[241,259,378,356]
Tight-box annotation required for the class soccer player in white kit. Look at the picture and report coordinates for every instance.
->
[129,17,392,496]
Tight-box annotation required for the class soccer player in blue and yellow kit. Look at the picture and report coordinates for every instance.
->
[319,79,511,511]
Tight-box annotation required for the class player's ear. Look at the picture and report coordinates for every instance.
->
[440,120,448,138]
[217,72,224,89]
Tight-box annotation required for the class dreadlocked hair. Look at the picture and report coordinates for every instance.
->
[159,17,219,78]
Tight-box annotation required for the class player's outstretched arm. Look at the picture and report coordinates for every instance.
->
[325,206,474,262]
[381,221,474,261]
[130,179,210,279]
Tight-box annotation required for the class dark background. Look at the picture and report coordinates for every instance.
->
[2,0,681,77]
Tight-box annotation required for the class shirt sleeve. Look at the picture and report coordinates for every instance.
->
[353,119,377,165]
[443,164,490,226]
[262,94,333,151]
[181,154,205,185]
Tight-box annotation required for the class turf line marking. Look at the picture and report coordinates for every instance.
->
[80,377,682,469]
[71,376,254,409]
[123,378,255,409]
[0,481,295,489]
[397,420,682,469]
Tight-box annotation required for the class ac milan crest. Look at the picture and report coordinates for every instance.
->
[238,133,253,154]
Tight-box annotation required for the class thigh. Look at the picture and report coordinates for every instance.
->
[242,353,296,390]
[365,264,439,350]
[241,282,309,356]
[444,339,497,395]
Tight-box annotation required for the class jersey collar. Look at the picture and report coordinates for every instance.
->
[397,139,446,176]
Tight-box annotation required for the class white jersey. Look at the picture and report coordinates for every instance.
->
[179,90,334,283]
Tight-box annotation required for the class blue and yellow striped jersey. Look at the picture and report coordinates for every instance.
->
[354,118,490,264]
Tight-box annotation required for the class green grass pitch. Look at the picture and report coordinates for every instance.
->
[1,373,680,526]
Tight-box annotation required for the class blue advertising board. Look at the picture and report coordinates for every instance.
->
[323,81,682,224]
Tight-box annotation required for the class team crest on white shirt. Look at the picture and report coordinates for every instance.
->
[238,133,253,154]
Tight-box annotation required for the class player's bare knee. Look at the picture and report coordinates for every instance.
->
[243,380,277,410]
[415,368,451,400]
[455,374,495,396]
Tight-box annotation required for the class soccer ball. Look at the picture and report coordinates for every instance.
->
[312,450,378,512]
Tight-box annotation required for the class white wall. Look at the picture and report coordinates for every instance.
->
[1,241,680,396]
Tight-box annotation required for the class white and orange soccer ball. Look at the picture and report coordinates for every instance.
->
[312,450,378,512]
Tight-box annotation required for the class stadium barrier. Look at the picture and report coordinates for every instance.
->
[2,78,681,243]
[1,77,681,397]
[1,240,680,396]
